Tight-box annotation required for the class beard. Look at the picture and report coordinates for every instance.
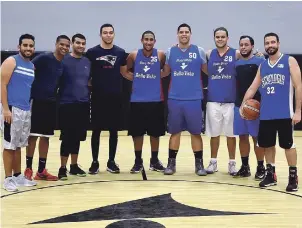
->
[266,47,278,56]
[240,50,252,58]
[102,38,113,45]
[20,50,33,59]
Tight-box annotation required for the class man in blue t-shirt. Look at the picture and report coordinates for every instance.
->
[233,35,266,180]
[57,34,91,180]
[24,35,70,182]
[1,34,37,192]
[85,24,128,174]
[161,23,208,176]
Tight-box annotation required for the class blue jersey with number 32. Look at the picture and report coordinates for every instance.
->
[259,54,293,120]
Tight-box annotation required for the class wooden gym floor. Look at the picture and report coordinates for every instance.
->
[1,131,302,228]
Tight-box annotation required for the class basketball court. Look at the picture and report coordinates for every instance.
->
[1,131,302,228]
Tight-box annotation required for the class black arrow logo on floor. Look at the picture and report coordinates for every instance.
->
[30,193,272,225]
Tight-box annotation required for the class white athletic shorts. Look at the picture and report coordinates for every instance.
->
[205,102,235,137]
[0,105,31,150]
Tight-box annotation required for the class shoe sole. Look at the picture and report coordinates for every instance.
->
[106,168,120,174]
[259,183,277,187]
[149,167,165,172]
[206,169,218,174]
[34,177,58,181]
[286,188,299,192]
[59,177,68,181]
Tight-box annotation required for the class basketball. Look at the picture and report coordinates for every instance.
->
[242,99,260,120]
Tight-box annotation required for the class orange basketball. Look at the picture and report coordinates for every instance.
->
[242,99,260,120]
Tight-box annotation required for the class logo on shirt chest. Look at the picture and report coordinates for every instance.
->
[96,55,117,66]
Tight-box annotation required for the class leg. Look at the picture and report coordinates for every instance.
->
[234,135,251,178]
[58,139,70,180]
[12,147,21,175]
[257,120,277,187]
[252,137,266,180]
[106,130,120,173]
[205,102,223,174]
[91,129,101,162]
[25,136,38,172]
[130,136,144,173]
[70,140,86,177]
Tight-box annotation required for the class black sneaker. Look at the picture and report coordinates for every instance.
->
[89,161,99,175]
[149,159,165,172]
[130,159,143,174]
[58,167,68,181]
[286,171,298,192]
[255,165,265,180]
[107,160,120,174]
[70,164,86,177]
[234,165,251,178]
[259,165,276,187]
[164,158,176,175]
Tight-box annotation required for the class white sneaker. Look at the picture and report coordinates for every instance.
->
[206,160,218,174]
[13,174,37,187]
[3,177,18,192]
[228,161,237,176]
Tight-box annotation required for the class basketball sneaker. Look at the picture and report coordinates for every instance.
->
[286,170,298,192]
[88,161,99,175]
[34,169,58,181]
[107,161,120,173]
[13,174,37,187]
[234,165,251,178]
[149,159,165,172]
[228,160,237,176]
[255,165,265,180]
[195,158,207,176]
[259,164,276,187]
[24,168,33,180]
[164,158,176,175]
[70,164,86,177]
[58,167,68,180]
[3,177,18,192]
[130,159,143,173]
[206,160,218,174]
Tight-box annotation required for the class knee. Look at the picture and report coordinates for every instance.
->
[239,135,249,142]
[60,141,69,157]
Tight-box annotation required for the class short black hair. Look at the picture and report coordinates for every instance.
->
[19,34,35,45]
[264,32,279,42]
[56,35,70,43]
[239,35,254,46]
[72,33,86,43]
[214,27,229,37]
[141,30,155,40]
[177,23,191,33]
[100,23,114,34]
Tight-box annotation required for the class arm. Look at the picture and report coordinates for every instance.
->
[120,52,134,81]
[199,47,209,75]
[161,48,171,78]
[289,56,302,124]
[1,57,16,124]
[158,50,166,70]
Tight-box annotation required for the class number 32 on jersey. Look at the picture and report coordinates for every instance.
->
[267,86,275,94]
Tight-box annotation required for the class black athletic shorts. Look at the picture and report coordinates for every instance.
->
[91,94,125,131]
[258,118,294,149]
[30,99,57,137]
[58,102,90,141]
[128,101,166,137]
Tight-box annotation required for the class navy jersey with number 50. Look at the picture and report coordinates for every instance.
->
[259,54,293,120]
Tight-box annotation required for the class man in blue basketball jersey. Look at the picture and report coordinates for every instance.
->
[233,35,266,179]
[1,34,37,192]
[242,33,301,192]
[57,34,91,180]
[126,31,166,173]
[24,35,70,182]
[205,27,239,176]
[161,23,207,176]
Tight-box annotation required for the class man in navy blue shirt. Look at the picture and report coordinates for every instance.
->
[86,24,128,174]
[57,34,91,180]
[24,35,70,182]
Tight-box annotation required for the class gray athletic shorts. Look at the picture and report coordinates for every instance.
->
[0,105,31,150]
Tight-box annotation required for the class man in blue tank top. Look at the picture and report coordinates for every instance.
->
[1,34,37,192]
[161,23,207,176]
[86,24,128,174]
[242,33,301,192]
[24,35,70,182]
[126,31,166,174]
[57,34,91,180]
[233,35,266,180]
[205,27,240,176]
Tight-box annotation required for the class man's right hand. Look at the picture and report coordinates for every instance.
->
[3,108,12,124]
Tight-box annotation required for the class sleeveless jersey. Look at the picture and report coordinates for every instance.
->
[168,45,204,100]
[207,48,237,103]
[131,49,163,102]
[259,54,293,120]
[7,54,35,111]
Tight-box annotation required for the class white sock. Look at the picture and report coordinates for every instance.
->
[211,158,217,162]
